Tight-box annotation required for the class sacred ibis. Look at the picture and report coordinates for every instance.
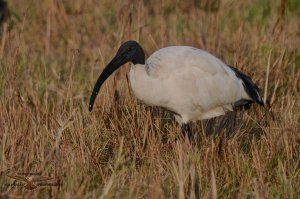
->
[89,41,264,140]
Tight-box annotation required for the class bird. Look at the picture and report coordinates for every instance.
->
[89,40,264,141]
[0,0,8,25]
[7,175,53,190]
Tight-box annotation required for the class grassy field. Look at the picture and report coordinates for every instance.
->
[1,0,299,198]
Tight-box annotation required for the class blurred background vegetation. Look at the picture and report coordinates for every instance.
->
[0,0,299,198]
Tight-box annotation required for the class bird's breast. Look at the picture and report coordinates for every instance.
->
[129,64,169,106]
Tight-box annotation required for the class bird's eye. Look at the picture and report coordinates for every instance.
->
[127,48,132,52]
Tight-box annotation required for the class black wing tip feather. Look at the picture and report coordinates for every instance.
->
[228,65,264,107]
[256,94,264,106]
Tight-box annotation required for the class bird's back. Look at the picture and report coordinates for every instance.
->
[146,46,232,78]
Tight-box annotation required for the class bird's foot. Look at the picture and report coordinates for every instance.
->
[181,123,197,145]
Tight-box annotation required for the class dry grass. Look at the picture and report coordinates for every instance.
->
[0,0,299,198]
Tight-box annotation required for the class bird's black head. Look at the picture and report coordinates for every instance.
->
[89,40,145,112]
[116,40,145,65]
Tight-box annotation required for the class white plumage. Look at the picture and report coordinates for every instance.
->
[129,46,251,124]
[89,41,263,139]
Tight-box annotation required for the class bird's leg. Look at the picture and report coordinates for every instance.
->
[181,123,195,143]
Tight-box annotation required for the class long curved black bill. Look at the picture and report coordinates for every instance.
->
[89,55,126,111]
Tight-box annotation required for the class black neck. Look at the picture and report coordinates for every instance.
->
[132,45,145,65]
